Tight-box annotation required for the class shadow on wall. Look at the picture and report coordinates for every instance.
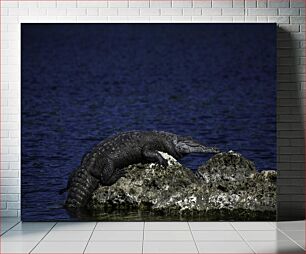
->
[277,27,305,221]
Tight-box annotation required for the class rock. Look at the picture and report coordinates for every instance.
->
[87,151,276,220]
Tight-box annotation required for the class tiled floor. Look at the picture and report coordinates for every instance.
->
[0,218,304,253]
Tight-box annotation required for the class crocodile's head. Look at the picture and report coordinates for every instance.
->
[173,135,220,156]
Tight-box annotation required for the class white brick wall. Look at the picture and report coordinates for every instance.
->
[1,0,305,219]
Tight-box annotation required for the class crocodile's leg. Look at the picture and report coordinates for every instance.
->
[106,168,127,186]
[142,145,168,167]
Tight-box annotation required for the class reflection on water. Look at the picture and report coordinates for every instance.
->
[22,24,276,221]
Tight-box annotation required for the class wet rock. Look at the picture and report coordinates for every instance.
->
[88,151,276,220]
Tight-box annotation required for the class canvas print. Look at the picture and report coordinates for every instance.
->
[22,24,276,221]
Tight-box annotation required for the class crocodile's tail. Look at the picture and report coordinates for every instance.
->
[65,167,99,209]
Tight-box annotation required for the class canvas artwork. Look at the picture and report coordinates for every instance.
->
[22,24,276,221]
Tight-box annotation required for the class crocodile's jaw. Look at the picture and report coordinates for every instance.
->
[174,139,219,155]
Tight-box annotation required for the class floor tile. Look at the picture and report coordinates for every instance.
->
[52,222,96,231]
[1,230,47,242]
[248,240,305,253]
[189,222,234,231]
[197,241,253,253]
[96,222,144,231]
[85,241,142,253]
[42,230,92,242]
[32,241,87,253]
[90,230,143,241]
[144,230,193,241]
[239,230,291,241]
[143,241,198,253]
[11,222,55,231]
[145,222,189,231]
[1,221,21,234]
[0,241,37,253]
[277,221,305,231]
[282,230,305,249]
[192,230,243,241]
[231,221,276,230]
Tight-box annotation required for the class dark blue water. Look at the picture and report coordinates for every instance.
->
[21,24,276,221]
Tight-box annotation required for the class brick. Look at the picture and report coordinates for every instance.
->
[183,8,202,15]
[129,0,150,7]
[291,139,305,146]
[99,8,118,16]
[107,16,129,22]
[202,8,222,15]
[247,8,278,15]
[9,162,20,170]
[78,1,107,8]
[108,1,128,8]
[86,8,99,16]
[233,16,245,22]
[278,8,300,15]
[212,0,233,7]
[233,0,245,7]
[150,0,172,7]
[277,139,290,146]
[57,1,77,8]
[278,24,300,33]
[1,194,19,202]
[257,16,268,22]
[47,8,67,16]
[222,8,245,15]
[1,162,10,170]
[278,179,305,186]
[279,114,303,123]
[290,0,305,7]
[9,8,29,16]
[244,16,257,22]
[268,16,290,23]
[245,0,256,7]
[140,8,160,16]
[1,137,19,146]
[268,0,289,7]
[38,1,56,8]
[212,16,233,22]
[192,16,212,22]
[29,8,48,16]
[278,187,305,194]
[161,8,183,16]
[2,1,18,8]
[118,8,140,16]
[172,16,192,22]
[257,0,267,7]
[2,16,19,24]
[67,8,86,16]
[193,0,212,7]
[127,16,150,22]
[278,195,304,202]
[172,0,192,7]
[0,210,19,217]
[7,202,20,210]
[19,1,36,8]
[1,202,7,210]
[290,16,305,24]
[149,16,172,22]
[0,170,19,178]
[1,130,9,137]
[1,178,19,186]
[1,154,19,162]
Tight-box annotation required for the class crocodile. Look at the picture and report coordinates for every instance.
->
[63,130,219,210]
